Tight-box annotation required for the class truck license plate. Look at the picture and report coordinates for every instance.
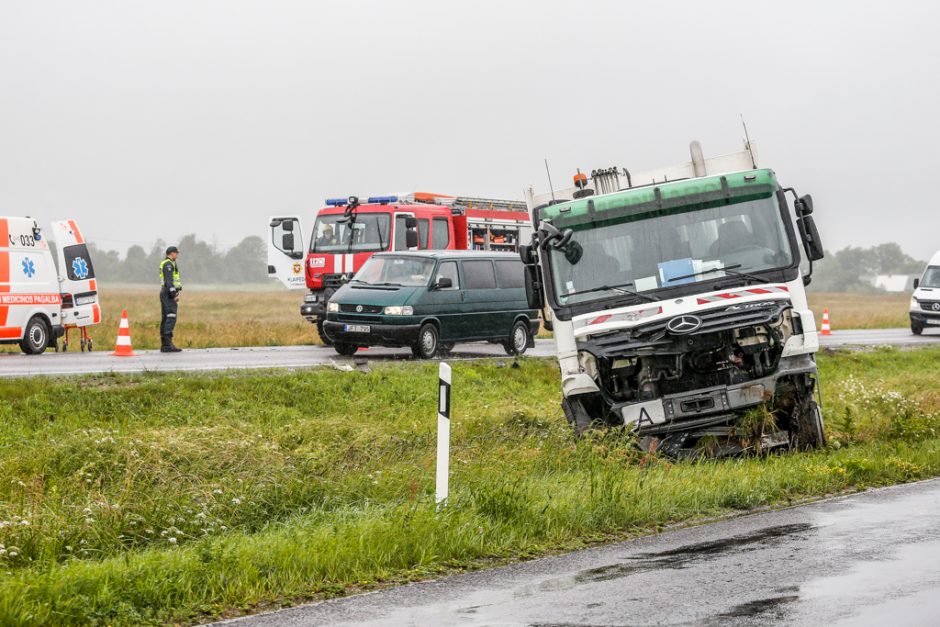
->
[344,324,371,333]
[621,400,667,430]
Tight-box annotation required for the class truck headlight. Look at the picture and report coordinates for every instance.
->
[383,306,413,316]
[327,302,339,313]
[304,293,318,303]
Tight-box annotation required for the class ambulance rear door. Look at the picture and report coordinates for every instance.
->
[268,215,307,289]
[50,220,101,328]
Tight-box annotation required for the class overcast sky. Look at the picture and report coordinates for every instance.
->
[1,1,938,260]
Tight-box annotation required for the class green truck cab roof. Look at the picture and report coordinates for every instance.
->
[542,168,779,230]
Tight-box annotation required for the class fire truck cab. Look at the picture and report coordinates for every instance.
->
[268,193,531,343]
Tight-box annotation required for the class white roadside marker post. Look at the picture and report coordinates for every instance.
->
[436,362,452,508]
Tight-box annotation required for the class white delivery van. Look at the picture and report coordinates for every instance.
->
[910,250,940,335]
[0,217,101,353]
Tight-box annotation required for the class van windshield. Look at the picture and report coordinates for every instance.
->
[921,266,940,288]
[354,256,435,287]
[310,213,391,253]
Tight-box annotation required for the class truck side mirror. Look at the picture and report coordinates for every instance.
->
[798,194,814,215]
[797,215,824,262]
[524,265,543,310]
[406,230,419,249]
[282,233,295,252]
[433,277,452,290]
[519,244,536,265]
[914,278,920,289]
[405,216,418,229]
[282,220,294,232]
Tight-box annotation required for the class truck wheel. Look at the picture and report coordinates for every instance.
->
[317,317,334,346]
[791,397,825,451]
[19,316,50,355]
[333,342,357,356]
[412,323,439,359]
[562,397,595,437]
[504,320,530,356]
[912,322,924,336]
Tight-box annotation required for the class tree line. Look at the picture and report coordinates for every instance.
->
[809,242,925,292]
[86,235,268,285]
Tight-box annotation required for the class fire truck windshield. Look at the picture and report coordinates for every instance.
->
[548,194,795,306]
[310,213,391,253]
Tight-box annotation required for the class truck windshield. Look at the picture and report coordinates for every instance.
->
[921,266,940,288]
[353,256,436,287]
[310,213,391,253]
[548,194,793,305]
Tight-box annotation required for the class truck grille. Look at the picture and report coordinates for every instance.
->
[584,301,790,357]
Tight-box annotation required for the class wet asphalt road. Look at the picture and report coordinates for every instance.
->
[0,328,937,378]
[220,479,940,627]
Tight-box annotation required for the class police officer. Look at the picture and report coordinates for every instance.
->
[159,246,183,353]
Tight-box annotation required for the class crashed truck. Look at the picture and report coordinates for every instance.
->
[519,141,827,458]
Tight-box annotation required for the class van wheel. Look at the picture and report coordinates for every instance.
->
[317,317,334,346]
[912,322,924,336]
[19,317,50,355]
[504,320,530,356]
[333,342,357,356]
[412,323,439,359]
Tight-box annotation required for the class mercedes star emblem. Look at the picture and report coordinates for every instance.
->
[933,303,940,312]
[666,314,703,335]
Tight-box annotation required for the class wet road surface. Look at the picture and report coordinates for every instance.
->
[219,478,940,626]
[0,328,936,378]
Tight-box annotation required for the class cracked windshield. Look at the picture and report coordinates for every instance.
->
[550,195,794,305]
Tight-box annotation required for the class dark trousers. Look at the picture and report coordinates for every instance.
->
[160,289,178,339]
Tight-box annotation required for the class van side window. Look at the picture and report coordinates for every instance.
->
[462,260,496,289]
[417,219,429,249]
[436,261,459,289]
[431,218,450,249]
[495,260,524,288]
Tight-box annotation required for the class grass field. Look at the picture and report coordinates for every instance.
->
[807,292,911,329]
[0,348,938,624]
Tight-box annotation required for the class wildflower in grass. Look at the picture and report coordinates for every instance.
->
[231,497,242,505]
[168,537,177,544]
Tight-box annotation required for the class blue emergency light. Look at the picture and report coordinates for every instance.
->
[367,195,398,204]
[325,198,349,206]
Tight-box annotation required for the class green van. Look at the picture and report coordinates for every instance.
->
[323,251,540,358]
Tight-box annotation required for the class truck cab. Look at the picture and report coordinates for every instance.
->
[520,142,827,458]
[910,250,940,334]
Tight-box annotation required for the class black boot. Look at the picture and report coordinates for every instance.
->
[160,336,171,353]
[166,336,182,353]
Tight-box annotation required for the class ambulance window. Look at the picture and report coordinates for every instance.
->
[417,219,429,249]
[432,218,450,249]
[63,244,95,281]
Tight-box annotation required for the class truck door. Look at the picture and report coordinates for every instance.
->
[50,220,101,328]
[268,216,307,289]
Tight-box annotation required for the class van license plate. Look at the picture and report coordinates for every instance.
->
[928,319,940,325]
[344,324,371,333]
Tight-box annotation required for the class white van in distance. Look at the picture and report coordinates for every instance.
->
[910,250,940,335]
[0,217,100,353]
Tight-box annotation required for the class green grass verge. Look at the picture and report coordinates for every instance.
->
[1,349,939,625]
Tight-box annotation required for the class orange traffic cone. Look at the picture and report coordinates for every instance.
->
[820,308,832,336]
[112,309,137,356]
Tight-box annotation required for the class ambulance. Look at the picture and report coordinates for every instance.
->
[0,217,101,354]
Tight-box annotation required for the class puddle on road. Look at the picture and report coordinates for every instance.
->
[574,523,814,584]
[513,523,815,599]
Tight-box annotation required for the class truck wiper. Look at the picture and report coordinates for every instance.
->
[567,281,658,302]
[666,263,767,285]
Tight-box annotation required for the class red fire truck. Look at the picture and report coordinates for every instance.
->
[268,192,532,343]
